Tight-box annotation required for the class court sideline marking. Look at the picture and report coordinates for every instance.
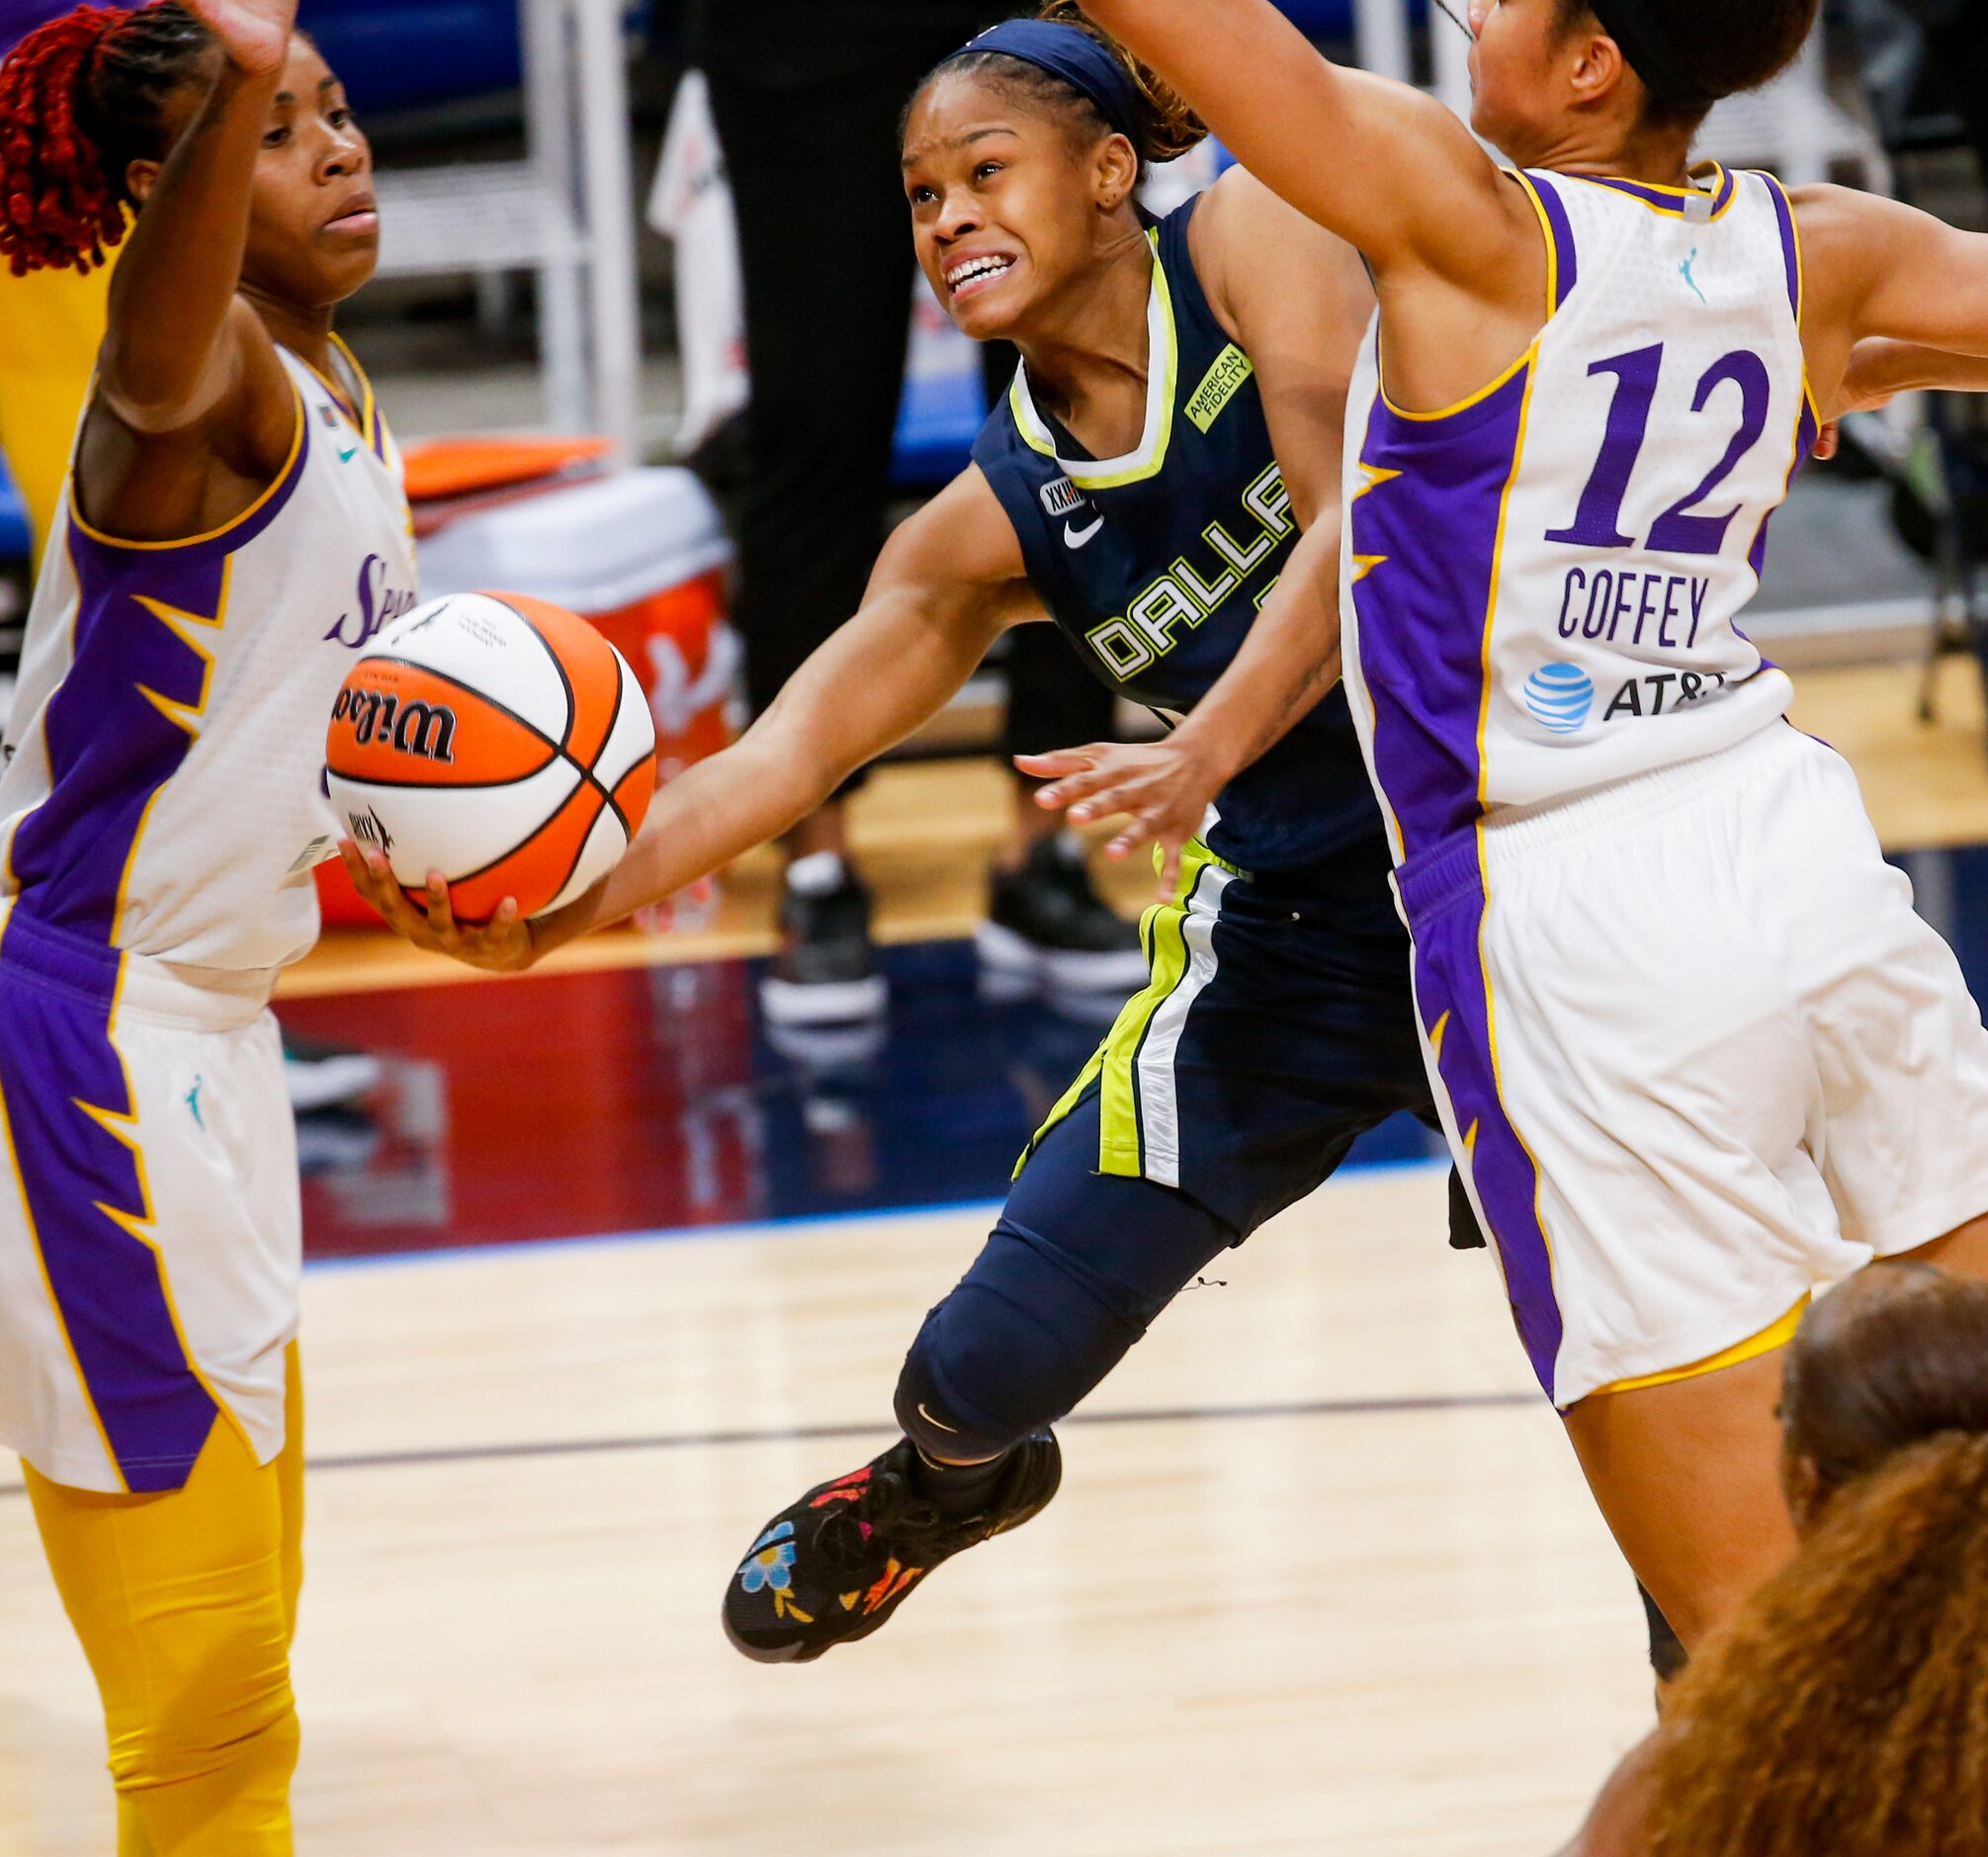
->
[0,1388,1541,1498]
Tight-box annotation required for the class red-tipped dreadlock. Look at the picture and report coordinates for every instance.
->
[0,2,214,276]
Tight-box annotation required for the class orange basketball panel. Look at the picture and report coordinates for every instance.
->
[492,591,622,764]
[442,780,607,924]
[611,755,657,837]
[327,661,556,788]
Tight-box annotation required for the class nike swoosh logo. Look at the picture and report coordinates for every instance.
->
[1064,516,1104,550]
[915,1403,960,1435]
[337,444,359,464]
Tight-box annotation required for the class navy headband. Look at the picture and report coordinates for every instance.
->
[1588,0,1713,111]
[950,20,1143,144]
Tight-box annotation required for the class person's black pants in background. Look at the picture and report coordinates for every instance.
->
[704,56,1116,777]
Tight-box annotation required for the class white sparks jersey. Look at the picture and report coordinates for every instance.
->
[0,341,417,982]
[1341,164,1812,860]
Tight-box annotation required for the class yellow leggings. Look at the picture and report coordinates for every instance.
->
[24,1346,304,1856]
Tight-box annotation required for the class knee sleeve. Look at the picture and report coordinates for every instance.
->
[896,1101,1241,1460]
[896,1221,1147,1459]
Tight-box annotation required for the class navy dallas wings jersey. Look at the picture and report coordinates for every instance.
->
[970,195,1380,877]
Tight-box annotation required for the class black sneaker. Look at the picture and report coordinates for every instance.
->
[977,834,1150,992]
[281,1031,385,1114]
[759,852,888,1027]
[723,1433,1063,1663]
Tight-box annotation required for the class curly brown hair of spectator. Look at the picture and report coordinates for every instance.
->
[1645,1267,1988,1857]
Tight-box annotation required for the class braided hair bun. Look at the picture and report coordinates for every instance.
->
[0,2,214,275]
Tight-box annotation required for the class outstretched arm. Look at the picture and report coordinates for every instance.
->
[1076,0,1521,285]
[1796,187,1988,412]
[343,469,1033,970]
[96,0,296,435]
[1836,338,1988,408]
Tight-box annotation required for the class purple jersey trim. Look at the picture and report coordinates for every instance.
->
[1396,841,1563,1397]
[11,541,229,944]
[1520,170,1580,310]
[12,423,308,946]
[1350,359,1534,853]
[1747,396,1820,582]
[1574,164,1737,220]
[67,390,308,569]
[1758,170,1802,322]
[0,910,220,1489]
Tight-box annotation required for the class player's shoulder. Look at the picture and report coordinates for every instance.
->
[1188,165,1309,263]
[883,463,1030,592]
[1188,166,1369,350]
[1782,182,1919,328]
[1193,165,1362,277]
[1784,179,1902,259]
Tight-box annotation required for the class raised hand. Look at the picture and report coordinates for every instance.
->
[183,0,298,76]
[337,843,540,975]
[1019,736,1230,898]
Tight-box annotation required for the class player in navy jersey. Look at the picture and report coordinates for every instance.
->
[1079,0,1988,1671]
[349,8,1501,1661]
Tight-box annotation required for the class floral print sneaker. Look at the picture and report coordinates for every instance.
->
[722,1433,1063,1663]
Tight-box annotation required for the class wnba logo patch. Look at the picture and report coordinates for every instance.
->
[1524,663,1594,734]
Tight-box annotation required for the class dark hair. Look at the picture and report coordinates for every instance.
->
[1557,0,1820,131]
[908,1,1206,174]
[0,1,216,276]
[1783,1262,1988,1483]
[1646,1267,1988,1857]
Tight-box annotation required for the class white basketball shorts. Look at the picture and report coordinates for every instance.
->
[1396,722,1988,1408]
[0,902,300,1492]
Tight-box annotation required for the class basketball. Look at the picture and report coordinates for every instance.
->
[324,592,658,922]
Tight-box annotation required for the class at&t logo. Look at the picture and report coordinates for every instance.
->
[1524,662,1594,735]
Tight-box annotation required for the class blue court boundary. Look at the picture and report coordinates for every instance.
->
[302,1154,1455,1275]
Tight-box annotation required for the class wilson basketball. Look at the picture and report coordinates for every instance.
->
[325,592,658,922]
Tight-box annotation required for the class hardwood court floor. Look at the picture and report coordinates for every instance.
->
[0,1168,1654,1855]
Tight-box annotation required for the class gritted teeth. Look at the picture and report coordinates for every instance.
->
[947,254,1014,292]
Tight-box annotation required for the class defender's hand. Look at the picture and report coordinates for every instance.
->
[184,0,298,76]
[337,843,539,975]
[1019,737,1228,897]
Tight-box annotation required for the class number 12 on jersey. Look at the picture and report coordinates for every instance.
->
[1548,343,1773,559]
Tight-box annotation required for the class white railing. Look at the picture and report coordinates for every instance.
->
[373,0,645,465]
